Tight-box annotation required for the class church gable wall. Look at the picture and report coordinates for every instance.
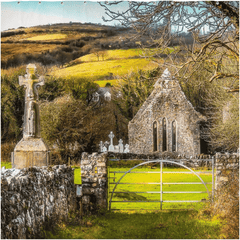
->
[129,70,204,157]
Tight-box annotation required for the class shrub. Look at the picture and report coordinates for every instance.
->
[1,142,16,162]
[202,169,239,239]
[213,169,239,239]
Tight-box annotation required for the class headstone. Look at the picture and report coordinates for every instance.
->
[124,144,130,153]
[13,64,49,169]
[102,146,107,152]
[108,131,115,152]
[114,145,119,153]
[104,91,111,101]
[93,92,99,102]
[99,141,104,152]
[119,139,124,153]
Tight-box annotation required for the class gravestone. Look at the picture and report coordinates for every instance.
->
[99,141,104,152]
[124,144,130,153]
[108,131,115,152]
[119,139,124,153]
[13,64,49,169]
[102,146,107,152]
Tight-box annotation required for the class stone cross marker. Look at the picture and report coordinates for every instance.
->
[13,64,49,169]
[19,63,44,138]
[108,131,115,152]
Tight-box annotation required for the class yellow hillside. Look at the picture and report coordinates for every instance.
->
[51,49,159,83]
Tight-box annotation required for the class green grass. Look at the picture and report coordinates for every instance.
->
[45,210,222,239]
[53,58,158,81]
[94,79,118,87]
[26,33,68,41]
[1,161,12,169]
[108,167,213,211]
[79,49,144,62]
[73,167,81,184]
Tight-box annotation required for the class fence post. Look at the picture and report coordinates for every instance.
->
[160,161,163,210]
[212,156,215,201]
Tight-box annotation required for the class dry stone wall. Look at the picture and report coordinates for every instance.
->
[80,152,108,214]
[1,165,76,239]
[215,153,239,189]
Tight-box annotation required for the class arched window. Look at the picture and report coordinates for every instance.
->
[153,121,158,152]
[172,120,176,152]
[162,118,167,152]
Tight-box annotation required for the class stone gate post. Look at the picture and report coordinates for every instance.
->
[80,152,108,213]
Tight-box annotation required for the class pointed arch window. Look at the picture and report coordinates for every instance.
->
[162,118,167,152]
[153,121,158,152]
[172,120,176,152]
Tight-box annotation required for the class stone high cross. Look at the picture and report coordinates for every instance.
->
[13,64,49,169]
[19,64,44,138]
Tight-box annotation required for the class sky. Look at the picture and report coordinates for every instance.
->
[1,1,129,31]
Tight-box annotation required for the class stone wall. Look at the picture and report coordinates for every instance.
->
[128,69,207,157]
[1,165,76,239]
[215,152,239,189]
[107,152,214,168]
[80,152,108,214]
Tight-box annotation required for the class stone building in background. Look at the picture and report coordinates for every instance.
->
[128,69,207,157]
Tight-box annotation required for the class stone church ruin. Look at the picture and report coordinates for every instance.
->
[128,69,207,157]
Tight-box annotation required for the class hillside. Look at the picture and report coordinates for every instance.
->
[1,22,149,69]
[50,49,159,86]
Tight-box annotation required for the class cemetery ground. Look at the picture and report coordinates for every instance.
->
[1,161,225,238]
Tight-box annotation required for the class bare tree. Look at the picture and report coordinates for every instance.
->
[90,48,101,61]
[100,1,239,91]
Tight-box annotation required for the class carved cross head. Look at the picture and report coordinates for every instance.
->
[108,131,115,140]
[19,64,44,101]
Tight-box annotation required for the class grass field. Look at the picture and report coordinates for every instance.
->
[108,167,212,211]
[94,79,118,87]
[78,49,144,63]
[1,161,12,169]
[52,57,158,81]
[26,33,67,41]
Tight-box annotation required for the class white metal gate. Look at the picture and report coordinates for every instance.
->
[108,159,214,211]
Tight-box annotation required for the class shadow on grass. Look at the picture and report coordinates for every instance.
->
[46,210,222,239]
[114,192,147,201]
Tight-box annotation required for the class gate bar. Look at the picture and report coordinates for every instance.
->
[111,200,204,203]
[113,191,208,194]
[110,171,212,174]
[110,182,212,185]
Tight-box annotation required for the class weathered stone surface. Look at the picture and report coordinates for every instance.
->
[128,69,207,157]
[1,165,76,239]
[80,152,108,214]
[13,64,49,169]
[215,153,239,189]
